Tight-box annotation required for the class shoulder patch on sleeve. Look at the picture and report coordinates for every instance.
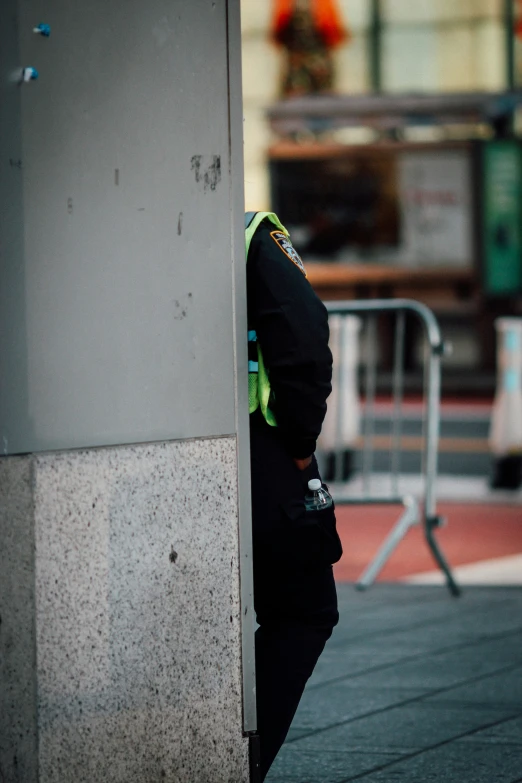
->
[270,230,307,277]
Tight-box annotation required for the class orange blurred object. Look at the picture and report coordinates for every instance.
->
[515,0,522,38]
[272,0,348,49]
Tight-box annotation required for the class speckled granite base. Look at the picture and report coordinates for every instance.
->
[0,438,249,782]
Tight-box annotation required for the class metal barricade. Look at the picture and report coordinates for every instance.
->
[321,299,460,597]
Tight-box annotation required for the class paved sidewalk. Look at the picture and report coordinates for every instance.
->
[266,585,522,783]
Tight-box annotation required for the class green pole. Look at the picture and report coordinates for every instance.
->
[369,0,382,92]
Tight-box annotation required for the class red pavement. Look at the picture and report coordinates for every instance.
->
[334,502,522,582]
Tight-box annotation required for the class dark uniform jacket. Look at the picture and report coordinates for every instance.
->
[247,219,333,459]
[247,218,335,553]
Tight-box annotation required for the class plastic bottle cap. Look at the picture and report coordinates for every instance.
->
[308,479,321,491]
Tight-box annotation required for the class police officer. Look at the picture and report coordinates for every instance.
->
[246,211,342,780]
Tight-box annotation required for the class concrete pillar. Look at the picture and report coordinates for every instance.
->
[0,1,253,781]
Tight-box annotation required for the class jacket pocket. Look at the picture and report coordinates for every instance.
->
[280,492,343,568]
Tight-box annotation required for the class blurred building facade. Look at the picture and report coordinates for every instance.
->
[241,1,522,394]
[242,0,508,211]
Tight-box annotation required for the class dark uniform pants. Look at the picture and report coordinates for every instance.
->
[250,412,340,780]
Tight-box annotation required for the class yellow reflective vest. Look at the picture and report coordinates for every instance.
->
[245,211,290,427]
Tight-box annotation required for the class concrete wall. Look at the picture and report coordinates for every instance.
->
[1,0,242,454]
[1,442,248,783]
[0,0,253,780]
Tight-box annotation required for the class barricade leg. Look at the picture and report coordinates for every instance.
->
[425,515,462,597]
[348,497,420,589]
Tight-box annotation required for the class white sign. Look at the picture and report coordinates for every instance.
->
[397,150,473,267]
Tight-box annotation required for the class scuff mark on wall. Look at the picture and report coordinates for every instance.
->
[191,155,221,192]
[173,293,193,321]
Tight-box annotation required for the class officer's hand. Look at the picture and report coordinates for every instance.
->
[293,456,312,471]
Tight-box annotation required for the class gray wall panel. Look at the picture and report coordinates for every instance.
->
[2,0,239,452]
